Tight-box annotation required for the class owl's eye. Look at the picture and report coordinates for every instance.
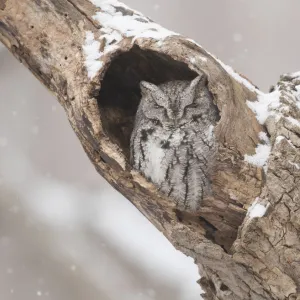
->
[151,119,162,126]
[186,103,198,108]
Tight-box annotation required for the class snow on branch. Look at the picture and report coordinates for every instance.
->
[245,71,300,168]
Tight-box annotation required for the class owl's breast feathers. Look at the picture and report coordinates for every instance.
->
[142,127,189,184]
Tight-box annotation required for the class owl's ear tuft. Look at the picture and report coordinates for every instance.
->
[140,81,161,94]
[184,74,207,97]
[190,74,207,89]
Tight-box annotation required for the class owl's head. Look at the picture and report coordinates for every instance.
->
[139,74,209,128]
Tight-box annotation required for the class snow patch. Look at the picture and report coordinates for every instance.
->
[258,131,269,143]
[185,38,258,92]
[93,7,177,41]
[85,0,257,97]
[247,90,281,124]
[246,72,300,133]
[244,132,271,168]
[244,144,271,167]
[84,0,259,99]
[275,135,285,144]
[89,0,130,11]
[247,198,269,219]
[186,38,203,48]
[90,0,120,14]
[83,0,178,79]
[276,136,296,149]
[216,60,258,93]
[82,31,103,79]
[290,71,300,78]
[99,27,122,53]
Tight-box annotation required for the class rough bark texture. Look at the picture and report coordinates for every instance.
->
[0,1,299,299]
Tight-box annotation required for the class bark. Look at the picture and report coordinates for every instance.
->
[0,0,299,299]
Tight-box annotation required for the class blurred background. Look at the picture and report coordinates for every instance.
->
[0,0,299,299]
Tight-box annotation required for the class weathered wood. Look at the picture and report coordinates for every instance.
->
[0,1,299,299]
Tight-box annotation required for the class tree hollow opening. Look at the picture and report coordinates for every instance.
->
[97,45,198,159]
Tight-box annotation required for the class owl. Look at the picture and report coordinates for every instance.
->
[130,74,219,212]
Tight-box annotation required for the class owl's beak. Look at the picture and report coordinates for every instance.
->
[166,108,175,120]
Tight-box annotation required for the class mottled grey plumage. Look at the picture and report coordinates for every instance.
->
[130,74,218,212]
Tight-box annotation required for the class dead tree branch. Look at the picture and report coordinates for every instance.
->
[0,0,299,299]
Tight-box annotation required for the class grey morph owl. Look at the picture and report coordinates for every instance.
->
[130,74,219,212]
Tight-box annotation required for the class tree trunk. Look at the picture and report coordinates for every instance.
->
[0,0,299,299]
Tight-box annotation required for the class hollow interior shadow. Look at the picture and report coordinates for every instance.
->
[97,45,198,159]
